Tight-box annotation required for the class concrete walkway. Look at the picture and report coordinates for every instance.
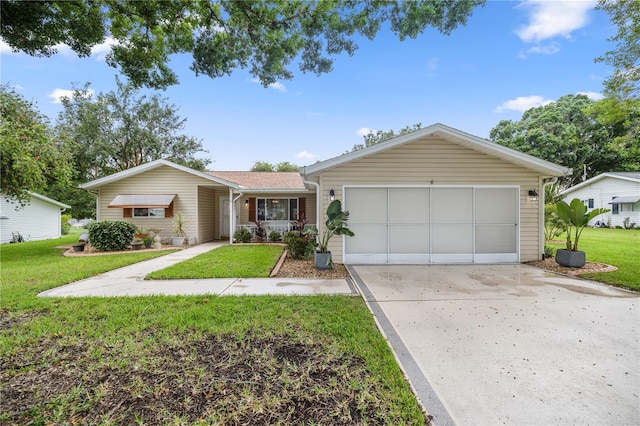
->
[38,242,356,297]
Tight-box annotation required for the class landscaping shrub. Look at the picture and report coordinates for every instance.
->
[623,217,636,229]
[61,213,72,235]
[283,230,315,259]
[254,221,267,242]
[87,221,137,251]
[234,227,252,243]
[544,203,566,241]
[544,245,556,259]
[268,230,281,242]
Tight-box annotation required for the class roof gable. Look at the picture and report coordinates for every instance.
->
[559,172,640,195]
[302,123,571,177]
[79,159,240,189]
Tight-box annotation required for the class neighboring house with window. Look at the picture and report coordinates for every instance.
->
[79,123,570,263]
[558,172,640,228]
[0,192,70,244]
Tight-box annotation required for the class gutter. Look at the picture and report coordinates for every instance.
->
[540,177,558,259]
[301,168,320,230]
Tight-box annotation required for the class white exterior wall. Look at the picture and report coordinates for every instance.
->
[0,195,66,243]
[309,136,544,263]
[562,176,640,228]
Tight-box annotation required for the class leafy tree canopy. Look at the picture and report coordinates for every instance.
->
[55,78,210,182]
[490,94,639,187]
[1,0,485,89]
[0,84,73,206]
[596,0,640,98]
[250,161,299,172]
[351,123,423,151]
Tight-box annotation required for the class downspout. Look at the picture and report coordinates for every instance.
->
[540,177,558,259]
[231,189,243,244]
[301,167,320,230]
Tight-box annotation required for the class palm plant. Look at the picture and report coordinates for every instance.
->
[556,198,609,251]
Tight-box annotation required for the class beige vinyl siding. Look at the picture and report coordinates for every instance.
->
[312,136,543,263]
[197,187,217,242]
[96,165,225,242]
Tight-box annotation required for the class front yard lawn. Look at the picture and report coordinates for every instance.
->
[0,238,429,425]
[146,244,284,279]
[547,227,640,290]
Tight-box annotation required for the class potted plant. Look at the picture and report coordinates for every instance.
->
[72,242,86,252]
[304,200,355,269]
[554,198,609,267]
[172,212,186,246]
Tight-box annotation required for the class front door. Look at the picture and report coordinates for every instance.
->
[220,197,230,238]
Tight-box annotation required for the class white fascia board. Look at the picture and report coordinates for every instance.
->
[302,123,571,177]
[79,159,240,189]
[233,188,310,194]
[28,192,71,209]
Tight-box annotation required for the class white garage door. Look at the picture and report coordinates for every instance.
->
[344,186,519,264]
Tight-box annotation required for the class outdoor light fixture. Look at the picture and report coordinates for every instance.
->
[329,188,335,201]
[245,199,249,207]
[528,189,539,201]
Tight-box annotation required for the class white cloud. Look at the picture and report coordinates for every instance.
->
[356,127,375,136]
[0,40,16,54]
[91,37,117,61]
[494,95,554,113]
[250,78,287,92]
[524,42,560,56]
[517,0,596,43]
[577,91,604,101]
[48,88,94,104]
[295,150,316,160]
[12,84,24,90]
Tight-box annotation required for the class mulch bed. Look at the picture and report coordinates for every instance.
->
[526,257,617,276]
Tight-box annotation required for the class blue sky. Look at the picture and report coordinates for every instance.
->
[1,1,615,171]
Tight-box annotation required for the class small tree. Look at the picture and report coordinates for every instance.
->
[304,200,354,253]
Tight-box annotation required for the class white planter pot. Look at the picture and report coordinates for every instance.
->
[172,237,185,247]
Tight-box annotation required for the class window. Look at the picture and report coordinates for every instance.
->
[133,208,165,218]
[256,198,298,221]
[588,199,594,208]
[612,197,619,215]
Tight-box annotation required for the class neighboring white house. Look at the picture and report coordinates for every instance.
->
[0,192,71,244]
[559,172,640,228]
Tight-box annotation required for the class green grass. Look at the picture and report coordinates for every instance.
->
[547,227,640,290]
[146,244,284,279]
[0,238,428,425]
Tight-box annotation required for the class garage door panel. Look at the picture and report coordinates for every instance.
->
[431,188,473,223]
[345,224,387,254]
[476,225,517,253]
[432,224,473,254]
[476,188,518,224]
[389,224,429,253]
[389,188,429,223]
[346,188,387,223]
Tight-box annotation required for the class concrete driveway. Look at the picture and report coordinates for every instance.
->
[348,264,640,426]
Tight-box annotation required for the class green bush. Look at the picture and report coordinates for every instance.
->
[544,245,556,259]
[268,230,281,242]
[87,221,137,251]
[283,231,315,259]
[234,227,252,243]
[61,213,72,235]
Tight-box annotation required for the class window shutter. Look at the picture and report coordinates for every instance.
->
[165,202,174,218]
[248,197,256,222]
[123,208,132,218]
[298,197,306,220]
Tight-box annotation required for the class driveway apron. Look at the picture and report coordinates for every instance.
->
[348,264,640,426]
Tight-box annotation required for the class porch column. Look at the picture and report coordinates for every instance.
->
[229,187,234,244]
